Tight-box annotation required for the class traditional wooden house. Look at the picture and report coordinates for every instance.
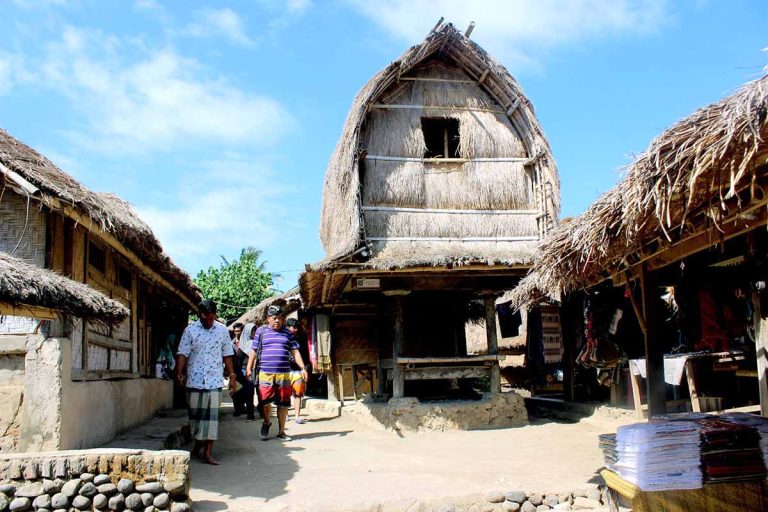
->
[300,21,559,401]
[0,128,199,451]
[510,75,768,418]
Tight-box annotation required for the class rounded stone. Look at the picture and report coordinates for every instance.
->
[60,480,80,498]
[162,481,186,498]
[15,483,44,499]
[152,494,169,509]
[144,507,155,512]
[502,502,520,512]
[135,484,163,494]
[9,498,31,512]
[93,476,111,486]
[92,494,108,510]
[78,483,97,499]
[170,504,189,512]
[50,494,68,510]
[79,474,94,483]
[52,509,66,512]
[552,504,570,511]
[557,494,570,504]
[528,493,543,507]
[71,496,90,510]
[543,496,558,508]
[35,509,49,512]
[108,494,125,512]
[97,484,117,496]
[485,491,505,504]
[0,487,15,497]
[125,494,143,511]
[117,480,134,495]
[521,502,536,512]
[506,491,527,504]
[0,493,10,512]
[140,494,154,507]
[535,507,550,512]
[586,489,601,503]
[32,495,51,510]
[41,481,60,495]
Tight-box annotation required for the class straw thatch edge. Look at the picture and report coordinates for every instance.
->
[0,251,129,324]
[511,75,768,309]
[230,286,301,327]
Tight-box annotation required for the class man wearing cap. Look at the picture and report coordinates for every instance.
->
[176,300,236,465]
[246,305,308,440]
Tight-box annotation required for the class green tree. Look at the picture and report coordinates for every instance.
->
[194,247,275,321]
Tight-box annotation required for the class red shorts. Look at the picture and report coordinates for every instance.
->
[257,371,292,408]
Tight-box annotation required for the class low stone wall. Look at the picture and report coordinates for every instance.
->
[0,449,190,512]
[344,392,528,433]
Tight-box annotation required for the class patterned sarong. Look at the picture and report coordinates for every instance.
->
[257,371,292,408]
[187,388,221,440]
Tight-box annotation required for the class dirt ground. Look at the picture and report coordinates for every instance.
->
[189,400,636,512]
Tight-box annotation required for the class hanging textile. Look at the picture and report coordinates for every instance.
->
[541,305,563,364]
[315,313,332,373]
[496,301,523,338]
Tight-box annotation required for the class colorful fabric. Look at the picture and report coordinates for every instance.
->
[177,320,234,390]
[257,371,293,408]
[290,370,306,396]
[315,313,332,373]
[187,388,221,440]
[252,326,299,373]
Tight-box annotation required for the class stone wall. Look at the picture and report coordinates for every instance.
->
[0,336,29,453]
[344,392,528,433]
[0,449,190,512]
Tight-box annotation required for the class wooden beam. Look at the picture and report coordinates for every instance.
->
[624,273,647,335]
[478,69,489,84]
[484,295,501,393]
[396,355,500,364]
[365,155,533,164]
[0,302,58,320]
[752,291,768,417]
[362,205,539,215]
[403,366,488,381]
[370,104,505,114]
[392,296,405,398]
[640,264,666,418]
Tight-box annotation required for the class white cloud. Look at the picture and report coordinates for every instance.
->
[185,8,254,46]
[347,0,669,69]
[38,26,293,153]
[135,155,296,271]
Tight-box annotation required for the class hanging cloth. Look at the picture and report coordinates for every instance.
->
[315,313,332,373]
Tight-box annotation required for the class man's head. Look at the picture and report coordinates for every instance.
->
[197,299,217,329]
[266,305,285,330]
[286,317,299,335]
[232,322,244,340]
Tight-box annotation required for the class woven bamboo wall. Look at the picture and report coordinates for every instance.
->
[0,191,46,266]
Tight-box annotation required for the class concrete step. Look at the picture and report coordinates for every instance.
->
[102,408,191,450]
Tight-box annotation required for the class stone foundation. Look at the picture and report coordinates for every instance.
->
[344,392,528,432]
[0,449,190,512]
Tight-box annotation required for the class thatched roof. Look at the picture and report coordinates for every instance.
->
[510,75,768,310]
[317,21,558,270]
[230,286,301,327]
[0,251,128,324]
[0,129,200,306]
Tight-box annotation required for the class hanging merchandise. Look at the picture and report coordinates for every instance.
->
[541,305,563,364]
[315,313,332,373]
[608,308,623,335]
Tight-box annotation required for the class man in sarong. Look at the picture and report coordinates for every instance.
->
[176,299,236,465]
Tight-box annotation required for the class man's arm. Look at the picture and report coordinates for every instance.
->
[246,350,257,379]
[224,355,236,394]
[175,355,187,387]
[291,348,309,382]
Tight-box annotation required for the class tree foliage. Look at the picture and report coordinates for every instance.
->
[194,247,274,322]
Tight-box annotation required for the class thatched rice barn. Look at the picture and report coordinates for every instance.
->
[301,21,559,402]
[0,128,200,451]
[510,75,768,417]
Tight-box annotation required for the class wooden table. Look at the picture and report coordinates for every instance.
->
[601,469,768,512]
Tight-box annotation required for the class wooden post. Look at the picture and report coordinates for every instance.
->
[560,295,577,402]
[640,264,666,418]
[752,291,768,417]
[392,296,405,398]
[327,367,338,402]
[484,295,501,393]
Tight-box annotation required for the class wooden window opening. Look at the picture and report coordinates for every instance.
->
[422,118,460,159]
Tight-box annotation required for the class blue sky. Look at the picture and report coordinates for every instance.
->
[0,0,766,291]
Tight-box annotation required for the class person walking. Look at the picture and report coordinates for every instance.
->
[286,317,308,424]
[246,305,308,440]
[175,299,236,465]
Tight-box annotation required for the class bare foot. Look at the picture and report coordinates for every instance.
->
[203,454,220,465]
